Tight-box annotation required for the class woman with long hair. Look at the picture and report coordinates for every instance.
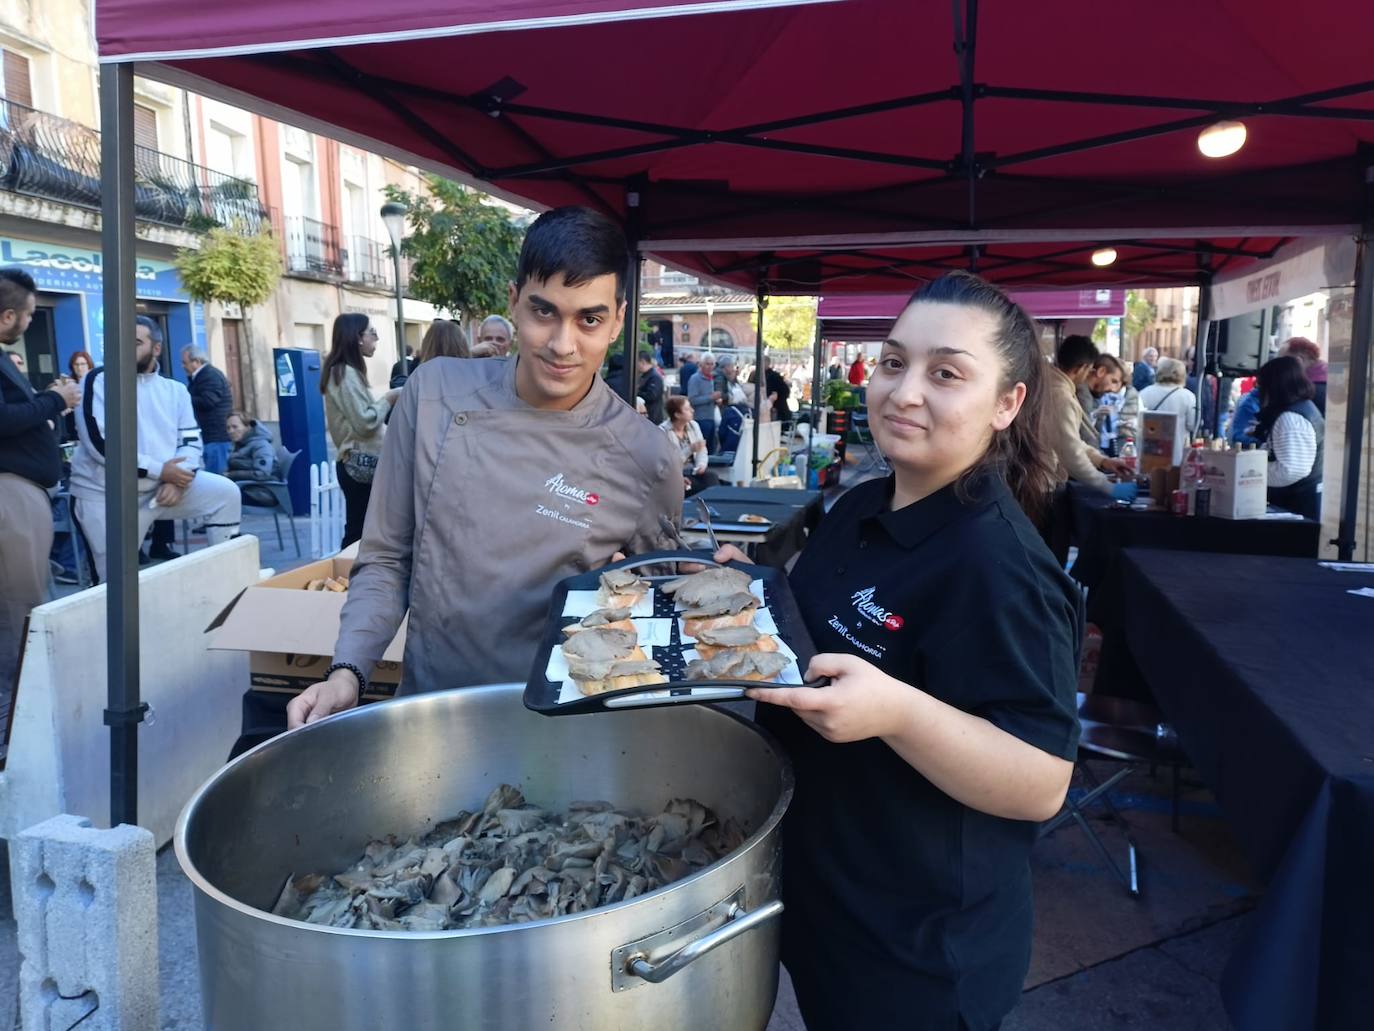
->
[417,319,470,364]
[715,271,1077,1031]
[1254,354,1323,519]
[321,313,400,548]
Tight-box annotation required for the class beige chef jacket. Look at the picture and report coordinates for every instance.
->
[332,355,684,693]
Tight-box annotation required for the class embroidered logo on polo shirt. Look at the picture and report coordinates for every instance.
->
[851,586,905,631]
[545,473,600,506]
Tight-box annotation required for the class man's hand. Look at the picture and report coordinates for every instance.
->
[713,544,752,566]
[160,456,195,488]
[1099,457,1132,478]
[47,378,80,411]
[747,652,909,743]
[154,482,186,508]
[287,668,360,729]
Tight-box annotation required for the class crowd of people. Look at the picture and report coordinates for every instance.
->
[1035,330,1327,525]
[0,201,1353,1031]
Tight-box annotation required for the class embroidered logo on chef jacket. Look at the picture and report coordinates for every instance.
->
[820,585,905,660]
[536,472,602,530]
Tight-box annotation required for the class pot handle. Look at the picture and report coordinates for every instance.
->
[625,900,783,984]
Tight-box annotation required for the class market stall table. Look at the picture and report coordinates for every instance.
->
[1113,549,1374,1031]
[1068,482,1321,592]
[680,486,823,567]
[1070,483,1322,700]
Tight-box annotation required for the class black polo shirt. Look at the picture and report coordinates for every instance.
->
[761,473,1081,1031]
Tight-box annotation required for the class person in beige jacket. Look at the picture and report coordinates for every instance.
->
[1048,336,1131,494]
[322,312,401,549]
[289,207,683,726]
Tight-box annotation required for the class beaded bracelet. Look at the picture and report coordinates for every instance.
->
[322,661,367,696]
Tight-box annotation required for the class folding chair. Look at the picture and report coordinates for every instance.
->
[238,447,302,557]
[848,408,888,474]
[1039,693,1183,898]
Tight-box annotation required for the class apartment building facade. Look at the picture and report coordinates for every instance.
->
[0,0,441,419]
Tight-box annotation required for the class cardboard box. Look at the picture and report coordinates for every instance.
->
[1140,410,1185,471]
[206,556,407,699]
[1198,448,1268,520]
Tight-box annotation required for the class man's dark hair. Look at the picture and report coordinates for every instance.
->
[515,206,629,304]
[1056,334,1098,372]
[637,348,654,364]
[0,267,36,316]
[135,315,164,345]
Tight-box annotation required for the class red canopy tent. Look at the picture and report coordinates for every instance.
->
[818,290,1127,341]
[89,1,1372,843]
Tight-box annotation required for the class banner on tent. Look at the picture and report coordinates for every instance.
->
[1211,236,1358,320]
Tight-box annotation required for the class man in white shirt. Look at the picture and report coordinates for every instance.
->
[71,316,242,581]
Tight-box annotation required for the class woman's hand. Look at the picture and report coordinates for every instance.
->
[746,653,910,743]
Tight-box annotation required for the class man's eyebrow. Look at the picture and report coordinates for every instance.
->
[526,293,611,318]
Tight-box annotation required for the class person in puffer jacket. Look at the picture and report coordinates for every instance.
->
[225,411,279,481]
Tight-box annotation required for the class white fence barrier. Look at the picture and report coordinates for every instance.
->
[310,461,345,558]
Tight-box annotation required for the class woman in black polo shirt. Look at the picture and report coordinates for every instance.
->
[722,271,1080,1030]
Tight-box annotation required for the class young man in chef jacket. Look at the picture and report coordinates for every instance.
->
[289,207,683,726]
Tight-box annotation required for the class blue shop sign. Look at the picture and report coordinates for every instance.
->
[0,237,188,300]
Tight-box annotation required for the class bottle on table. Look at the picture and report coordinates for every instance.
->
[1180,440,1207,516]
[1119,438,1138,478]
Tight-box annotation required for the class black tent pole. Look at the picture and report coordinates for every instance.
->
[99,62,145,828]
[752,283,767,479]
[808,321,822,487]
[622,183,643,403]
[1339,222,1373,562]
[1191,274,1212,441]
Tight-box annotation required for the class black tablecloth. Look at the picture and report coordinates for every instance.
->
[684,485,823,567]
[1072,483,1321,701]
[1117,549,1374,1031]
[1069,483,1321,592]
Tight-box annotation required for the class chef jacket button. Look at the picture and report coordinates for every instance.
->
[454,413,468,425]
[858,539,868,549]
[836,565,846,574]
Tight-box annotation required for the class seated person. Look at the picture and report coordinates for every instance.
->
[661,396,719,496]
[225,410,283,507]
[71,317,241,581]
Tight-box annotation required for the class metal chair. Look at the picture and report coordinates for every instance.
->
[50,488,92,590]
[238,447,302,557]
[848,408,888,474]
[1039,692,1183,897]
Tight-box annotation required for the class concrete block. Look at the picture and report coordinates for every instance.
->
[12,813,158,1031]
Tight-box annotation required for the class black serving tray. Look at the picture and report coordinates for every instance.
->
[524,550,823,715]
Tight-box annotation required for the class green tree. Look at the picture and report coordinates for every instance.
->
[382,176,524,321]
[173,225,283,406]
[1123,290,1157,350]
[750,295,817,361]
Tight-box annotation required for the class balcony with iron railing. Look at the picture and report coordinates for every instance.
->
[0,98,266,233]
[272,211,344,278]
[343,234,391,288]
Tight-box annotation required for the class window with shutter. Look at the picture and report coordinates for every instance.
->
[2,50,32,108]
[134,105,160,151]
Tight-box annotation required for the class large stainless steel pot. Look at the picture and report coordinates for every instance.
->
[176,684,792,1030]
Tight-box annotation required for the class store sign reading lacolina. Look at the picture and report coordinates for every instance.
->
[0,241,158,281]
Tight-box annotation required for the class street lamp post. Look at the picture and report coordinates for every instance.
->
[380,201,407,370]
